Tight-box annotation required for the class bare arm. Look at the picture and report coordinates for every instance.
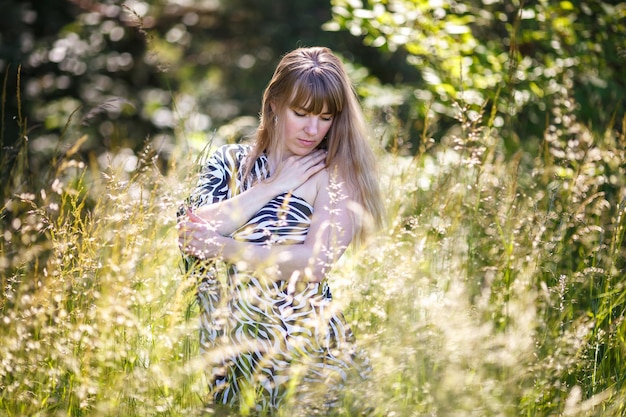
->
[193,149,327,235]
[179,170,355,283]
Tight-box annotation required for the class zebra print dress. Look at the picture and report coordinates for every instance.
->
[186,144,365,410]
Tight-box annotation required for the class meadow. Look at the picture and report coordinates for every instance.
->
[1,98,625,416]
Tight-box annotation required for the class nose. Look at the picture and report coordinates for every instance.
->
[304,117,318,136]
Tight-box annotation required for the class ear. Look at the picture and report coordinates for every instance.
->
[269,100,276,113]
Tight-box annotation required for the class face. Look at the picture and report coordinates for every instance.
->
[279,104,333,158]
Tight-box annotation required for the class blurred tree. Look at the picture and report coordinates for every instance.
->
[1,0,160,192]
[327,0,626,153]
[0,0,414,197]
[1,0,420,294]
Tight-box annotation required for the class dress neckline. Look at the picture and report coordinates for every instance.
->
[274,192,314,213]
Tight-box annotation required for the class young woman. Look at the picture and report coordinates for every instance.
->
[178,46,384,412]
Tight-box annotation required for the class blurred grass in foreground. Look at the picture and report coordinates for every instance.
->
[1,94,625,416]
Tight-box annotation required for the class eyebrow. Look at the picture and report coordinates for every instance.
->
[293,106,333,116]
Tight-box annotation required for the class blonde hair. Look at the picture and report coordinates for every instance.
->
[245,46,384,239]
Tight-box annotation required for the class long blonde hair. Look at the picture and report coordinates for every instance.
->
[245,46,384,239]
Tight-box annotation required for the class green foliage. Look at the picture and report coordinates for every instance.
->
[2,85,626,415]
[1,136,203,416]
[327,0,626,151]
[343,102,626,415]
[2,1,626,415]
[1,0,391,186]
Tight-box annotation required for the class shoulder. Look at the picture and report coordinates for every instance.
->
[213,143,251,159]
[309,166,355,207]
[206,143,251,168]
[317,165,354,198]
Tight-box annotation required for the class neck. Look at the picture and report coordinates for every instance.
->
[267,154,279,175]
[267,147,293,174]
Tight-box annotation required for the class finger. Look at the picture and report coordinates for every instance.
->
[299,151,326,171]
[178,236,193,253]
[302,149,326,162]
[177,220,194,235]
[187,210,211,224]
[181,243,205,259]
[182,223,217,244]
[304,156,327,174]
[178,223,204,244]
[179,234,202,255]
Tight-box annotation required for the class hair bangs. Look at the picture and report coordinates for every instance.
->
[289,71,343,116]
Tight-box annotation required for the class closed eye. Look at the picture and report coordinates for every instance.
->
[292,108,333,121]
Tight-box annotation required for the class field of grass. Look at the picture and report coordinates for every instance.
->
[1,101,625,416]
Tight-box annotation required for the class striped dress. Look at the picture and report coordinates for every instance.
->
[186,144,365,410]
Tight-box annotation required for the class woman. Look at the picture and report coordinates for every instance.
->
[178,46,384,412]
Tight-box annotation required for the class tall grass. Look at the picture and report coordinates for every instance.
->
[352,104,625,416]
[1,90,625,416]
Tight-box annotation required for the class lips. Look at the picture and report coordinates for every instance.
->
[298,138,317,147]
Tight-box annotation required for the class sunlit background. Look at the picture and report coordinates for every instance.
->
[1,1,625,416]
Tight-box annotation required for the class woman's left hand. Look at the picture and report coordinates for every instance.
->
[177,210,224,259]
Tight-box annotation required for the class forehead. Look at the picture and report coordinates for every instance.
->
[288,75,341,115]
[291,100,331,114]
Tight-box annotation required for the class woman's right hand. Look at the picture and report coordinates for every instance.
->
[190,149,327,236]
[267,149,327,194]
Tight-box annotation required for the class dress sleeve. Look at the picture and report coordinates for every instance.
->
[187,144,245,209]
